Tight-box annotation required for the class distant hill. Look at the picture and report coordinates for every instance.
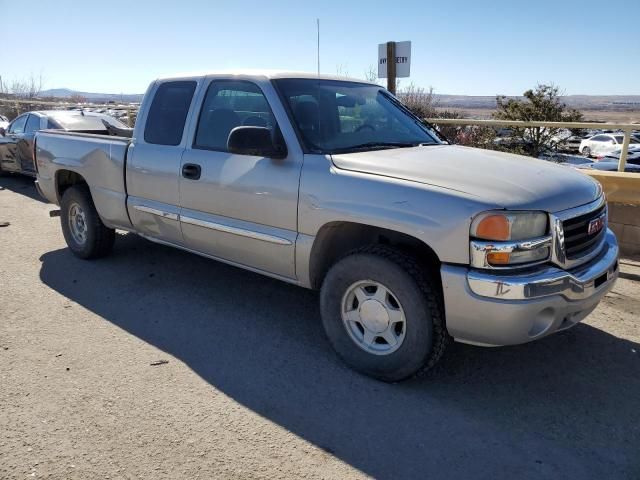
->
[37,88,640,110]
[39,88,143,103]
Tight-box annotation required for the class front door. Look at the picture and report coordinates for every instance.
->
[0,114,28,173]
[179,78,302,279]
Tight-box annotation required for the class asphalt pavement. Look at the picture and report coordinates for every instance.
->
[1,174,639,479]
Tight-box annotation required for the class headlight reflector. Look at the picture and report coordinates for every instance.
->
[471,211,548,241]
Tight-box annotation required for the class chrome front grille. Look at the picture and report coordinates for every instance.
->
[551,196,607,270]
[562,204,607,259]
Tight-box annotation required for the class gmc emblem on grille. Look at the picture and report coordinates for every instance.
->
[588,214,606,235]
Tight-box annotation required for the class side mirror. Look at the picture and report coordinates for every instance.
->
[227,126,286,159]
[0,127,5,137]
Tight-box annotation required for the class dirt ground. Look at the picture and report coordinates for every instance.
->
[1,175,639,480]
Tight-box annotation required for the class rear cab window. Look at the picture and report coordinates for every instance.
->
[144,81,197,145]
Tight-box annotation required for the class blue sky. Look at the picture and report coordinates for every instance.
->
[1,0,638,96]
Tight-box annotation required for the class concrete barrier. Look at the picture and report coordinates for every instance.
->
[583,170,640,256]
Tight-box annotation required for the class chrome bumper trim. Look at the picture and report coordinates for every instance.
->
[469,235,552,269]
[467,229,618,301]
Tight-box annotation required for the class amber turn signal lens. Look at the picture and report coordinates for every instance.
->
[475,215,510,241]
[487,251,511,265]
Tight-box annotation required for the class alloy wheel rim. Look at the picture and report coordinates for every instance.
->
[341,280,406,355]
[68,203,88,245]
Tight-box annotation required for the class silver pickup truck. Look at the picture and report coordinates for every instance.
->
[34,72,619,381]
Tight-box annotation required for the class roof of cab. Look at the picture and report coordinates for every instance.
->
[155,70,377,85]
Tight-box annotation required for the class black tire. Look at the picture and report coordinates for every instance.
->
[60,185,115,259]
[582,146,591,157]
[320,245,448,382]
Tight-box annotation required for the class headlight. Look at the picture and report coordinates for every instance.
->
[471,211,548,241]
[470,211,551,268]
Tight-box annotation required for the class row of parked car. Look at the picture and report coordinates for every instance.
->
[577,132,640,158]
[0,110,127,176]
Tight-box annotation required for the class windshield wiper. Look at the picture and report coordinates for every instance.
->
[330,142,420,154]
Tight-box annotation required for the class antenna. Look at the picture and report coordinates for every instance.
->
[316,18,320,76]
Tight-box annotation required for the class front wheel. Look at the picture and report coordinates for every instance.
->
[60,185,115,259]
[582,146,591,157]
[320,246,448,382]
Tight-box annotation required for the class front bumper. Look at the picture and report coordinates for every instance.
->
[441,229,619,347]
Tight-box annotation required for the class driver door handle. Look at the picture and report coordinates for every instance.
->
[182,163,201,180]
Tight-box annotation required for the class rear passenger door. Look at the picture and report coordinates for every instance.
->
[0,114,28,173]
[178,78,303,279]
[126,80,199,245]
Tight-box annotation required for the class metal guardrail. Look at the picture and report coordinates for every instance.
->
[426,118,638,172]
[0,98,138,127]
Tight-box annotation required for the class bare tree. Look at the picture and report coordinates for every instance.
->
[335,64,350,78]
[69,94,87,104]
[397,84,438,118]
[363,65,378,83]
[9,73,44,99]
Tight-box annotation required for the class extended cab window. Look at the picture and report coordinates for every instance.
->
[144,81,197,146]
[194,80,275,151]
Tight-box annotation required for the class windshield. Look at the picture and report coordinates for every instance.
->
[615,135,640,144]
[273,79,441,154]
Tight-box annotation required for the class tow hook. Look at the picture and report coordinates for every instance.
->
[49,209,61,218]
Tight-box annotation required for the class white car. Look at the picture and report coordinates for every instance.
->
[579,133,640,157]
[0,115,9,131]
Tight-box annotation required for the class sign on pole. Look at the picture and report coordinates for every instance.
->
[378,41,411,79]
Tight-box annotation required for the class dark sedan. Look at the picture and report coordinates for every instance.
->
[0,110,127,176]
[562,161,640,173]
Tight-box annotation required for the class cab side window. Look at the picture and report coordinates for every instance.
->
[194,80,275,151]
[25,114,41,134]
[144,81,197,146]
[8,115,27,134]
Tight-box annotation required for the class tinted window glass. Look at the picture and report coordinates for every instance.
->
[612,135,637,144]
[47,119,60,129]
[8,115,27,134]
[274,79,438,154]
[145,81,197,146]
[25,114,41,134]
[194,80,274,151]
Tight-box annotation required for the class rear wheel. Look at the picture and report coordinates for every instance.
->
[582,146,591,157]
[60,185,115,259]
[320,246,448,382]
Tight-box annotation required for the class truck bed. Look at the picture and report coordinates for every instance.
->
[35,130,133,230]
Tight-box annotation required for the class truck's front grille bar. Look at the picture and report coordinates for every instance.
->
[562,204,607,259]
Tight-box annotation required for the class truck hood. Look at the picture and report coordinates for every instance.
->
[331,145,601,212]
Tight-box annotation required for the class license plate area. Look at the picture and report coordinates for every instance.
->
[594,272,608,289]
